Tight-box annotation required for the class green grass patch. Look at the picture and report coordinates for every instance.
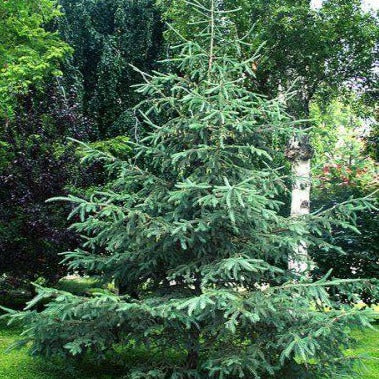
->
[0,320,378,378]
[55,277,104,295]
[344,327,379,379]
[0,321,61,379]
[0,320,121,378]
[55,277,116,297]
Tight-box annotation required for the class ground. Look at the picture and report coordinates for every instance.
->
[1,280,378,378]
[0,320,378,378]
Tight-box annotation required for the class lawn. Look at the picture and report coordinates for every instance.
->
[345,327,379,379]
[0,278,119,378]
[0,320,378,378]
[0,319,122,379]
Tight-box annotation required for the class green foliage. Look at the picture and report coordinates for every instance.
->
[0,0,72,117]
[6,1,377,378]
[76,136,131,161]
[310,99,379,305]
[0,318,378,378]
[55,278,104,296]
[237,0,378,115]
[58,0,164,136]
[311,99,377,190]
[161,0,379,117]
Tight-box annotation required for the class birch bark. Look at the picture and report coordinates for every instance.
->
[286,136,314,274]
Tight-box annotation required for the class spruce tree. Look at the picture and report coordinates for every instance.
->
[7,1,376,378]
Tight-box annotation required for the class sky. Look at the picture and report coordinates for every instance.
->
[311,0,379,11]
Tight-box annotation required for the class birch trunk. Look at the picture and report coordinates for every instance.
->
[286,136,314,274]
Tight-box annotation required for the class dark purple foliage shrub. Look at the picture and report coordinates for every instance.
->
[0,82,94,284]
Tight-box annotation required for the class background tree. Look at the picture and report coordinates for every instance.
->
[58,0,164,137]
[310,98,379,305]
[0,0,76,289]
[0,0,72,117]
[9,2,376,378]
[160,0,379,111]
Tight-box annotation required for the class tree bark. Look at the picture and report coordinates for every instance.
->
[285,135,314,274]
[185,326,200,370]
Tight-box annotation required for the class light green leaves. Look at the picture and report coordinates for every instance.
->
[0,0,72,117]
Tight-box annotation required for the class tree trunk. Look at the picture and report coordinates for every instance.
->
[185,325,200,370]
[185,347,199,370]
[286,135,314,274]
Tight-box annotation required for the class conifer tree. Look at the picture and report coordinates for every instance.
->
[7,1,376,377]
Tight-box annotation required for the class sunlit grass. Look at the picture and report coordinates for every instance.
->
[344,327,379,379]
[1,321,378,378]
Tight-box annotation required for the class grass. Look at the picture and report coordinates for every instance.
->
[1,280,377,378]
[55,277,105,295]
[345,328,379,379]
[0,320,378,378]
[0,320,122,379]
[0,278,116,378]
[0,322,61,379]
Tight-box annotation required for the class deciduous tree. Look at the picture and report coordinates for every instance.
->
[0,0,71,117]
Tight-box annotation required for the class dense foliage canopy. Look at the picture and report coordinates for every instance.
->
[0,0,162,285]
[58,0,164,137]
[162,0,379,117]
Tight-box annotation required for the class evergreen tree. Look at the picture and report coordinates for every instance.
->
[8,1,376,377]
